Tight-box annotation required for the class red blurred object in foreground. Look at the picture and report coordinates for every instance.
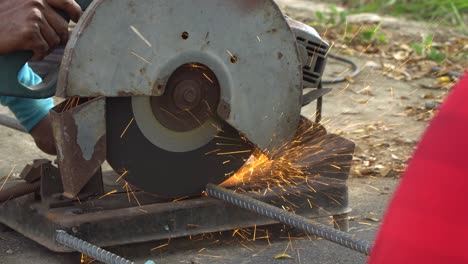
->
[368,76,468,264]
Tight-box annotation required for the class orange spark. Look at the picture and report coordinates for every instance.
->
[80,254,95,264]
[120,117,135,138]
[216,150,252,156]
[99,190,117,199]
[240,242,254,251]
[130,25,152,47]
[0,165,15,192]
[185,109,202,125]
[205,149,221,155]
[115,169,129,183]
[253,224,257,241]
[203,73,214,84]
[150,243,169,251]
[130,51,151,64]
[128,185,142,206]
[172,196,190,202]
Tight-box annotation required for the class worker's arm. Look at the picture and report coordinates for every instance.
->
[0,64,54,132]
[0,0,82,155]
[0,64,56,155]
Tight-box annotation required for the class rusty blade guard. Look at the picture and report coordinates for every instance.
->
[50,97,106,198]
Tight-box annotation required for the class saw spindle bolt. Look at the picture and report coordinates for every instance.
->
[173,80,200,109]
[184,89,196,103]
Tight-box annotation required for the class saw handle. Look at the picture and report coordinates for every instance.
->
[0,0,93,99]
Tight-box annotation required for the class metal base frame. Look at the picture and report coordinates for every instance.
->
[0,132,354,253]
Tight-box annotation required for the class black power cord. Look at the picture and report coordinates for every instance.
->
[322,53,361,84]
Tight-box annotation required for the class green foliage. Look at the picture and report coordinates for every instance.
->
[410,34,434,54]
[346,0,467,28]
[315,5,349,26]
[410,43,424,55]
[410,34,447,63]
[428,50,447,63]
[360,23,387,44]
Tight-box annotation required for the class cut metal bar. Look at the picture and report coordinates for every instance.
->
[0,181,40,203]
[206,183,372,255]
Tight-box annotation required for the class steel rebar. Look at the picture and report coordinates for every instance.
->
[55,230,134,264]
[206,183,372,255]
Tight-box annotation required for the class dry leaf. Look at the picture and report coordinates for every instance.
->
[379,167,392,177]
[392,50,410,61]
[365,216,381,222]
[422,93,434,99]
[345,76,355,83]
[275,253,294,260]
[355,167,374,176]
[358,87,375,96]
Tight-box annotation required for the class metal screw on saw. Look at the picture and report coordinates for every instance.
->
[152,83,165,96]
[55,230,134,264]
[230,55,238,63]
[217,100,231,120]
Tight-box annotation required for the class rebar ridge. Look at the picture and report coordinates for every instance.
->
[206,184,372,255]
[55,230,134,264]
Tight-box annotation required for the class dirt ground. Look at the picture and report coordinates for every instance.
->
[0,0,466,263]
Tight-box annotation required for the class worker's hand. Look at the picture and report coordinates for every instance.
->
[0,0,82,61]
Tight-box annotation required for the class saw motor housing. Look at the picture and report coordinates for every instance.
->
[48,0,330,198]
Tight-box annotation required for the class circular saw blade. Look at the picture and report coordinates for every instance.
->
[106,97,254,197]
[60,0,302,153]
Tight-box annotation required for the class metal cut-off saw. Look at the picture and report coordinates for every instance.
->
[0,0,330,199]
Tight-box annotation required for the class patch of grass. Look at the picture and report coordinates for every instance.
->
[344,0,467,28]
[360,23,388,44]
[312,6,388,46]
[410,34,448,63]
[315,5,349,26]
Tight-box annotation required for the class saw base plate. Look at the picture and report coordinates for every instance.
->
[0,176,351,252]
[0,132,354,252]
